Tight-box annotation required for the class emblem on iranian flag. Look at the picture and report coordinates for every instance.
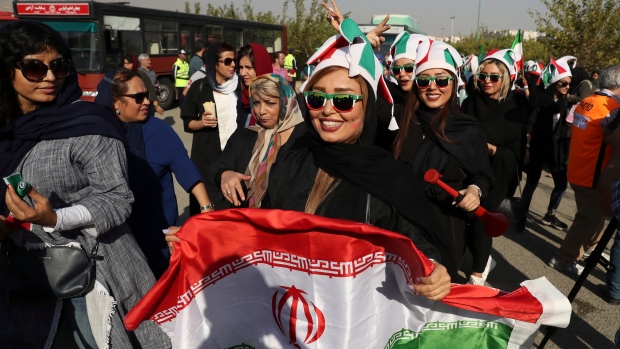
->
[272,285,325,347]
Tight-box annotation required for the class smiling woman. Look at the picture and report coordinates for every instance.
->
[263,18,452,301]
[393,40,494,281]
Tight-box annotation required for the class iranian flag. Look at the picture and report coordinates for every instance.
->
[125,209,571,349]
[511,29,524,72]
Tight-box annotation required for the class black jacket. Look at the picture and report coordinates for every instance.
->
[180,78,244,212]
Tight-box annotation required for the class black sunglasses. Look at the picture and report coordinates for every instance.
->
[120,91,150,104]
[557,81,570,88]
[218,58,235,66]
[477,73,503,83]
[392,64,415,75]
[414,76,453,88]
[15,58,72,82]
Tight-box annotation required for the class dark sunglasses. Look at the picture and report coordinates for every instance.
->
[304,91,363,113]
[120,91,150,104]
[477,73,503,83]
[15,58,72,82]
[557,81,570,88]
[392,64,415,75]
[414,76,453,88]
[217,58,235,66]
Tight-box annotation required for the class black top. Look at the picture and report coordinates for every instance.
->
[263,146,441,261]
[207,123,307,208]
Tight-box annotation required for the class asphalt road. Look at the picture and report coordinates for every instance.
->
[158,107,619,349]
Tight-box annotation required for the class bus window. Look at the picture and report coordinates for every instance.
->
[223,29,241,50]
[43,21,103,73]
[145,19,179,54]
[273,30,282,52]
[203,25,223,46]
[103,15,142,66]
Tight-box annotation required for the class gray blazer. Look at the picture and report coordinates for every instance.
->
[0,135,170,348]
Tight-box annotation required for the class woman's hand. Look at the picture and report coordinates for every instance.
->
[201,111,217,128]
[487,143,497,156]
[221,171,251,206]
[164,226,181,255]
[365,15,391,50]
[456,186,480,212]
[524,148,530,164]
[155,105,164,115]
[413,261,451,301]
[5,185,57,227]
[322,0,344,31]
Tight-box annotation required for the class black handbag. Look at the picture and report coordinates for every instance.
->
[6,240,103,299]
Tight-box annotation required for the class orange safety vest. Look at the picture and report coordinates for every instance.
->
[567,93,617,187]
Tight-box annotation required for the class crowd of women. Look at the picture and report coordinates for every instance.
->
[0,1,602,346]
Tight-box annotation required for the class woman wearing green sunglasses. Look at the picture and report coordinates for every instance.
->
[393,40,494,282]
[263,18,451,301]
[460,49,524,285]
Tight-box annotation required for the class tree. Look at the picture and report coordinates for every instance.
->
[205,2,242,19]
[530,0,620,72]
[194,2,201,15]
[281,0,336,63]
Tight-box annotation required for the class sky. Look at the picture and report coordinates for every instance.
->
[122,0,549,36]
[1,0,549,36]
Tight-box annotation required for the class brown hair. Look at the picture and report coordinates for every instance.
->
[302,65,368,213]
[112,68,139,104]
[393,70,458,159]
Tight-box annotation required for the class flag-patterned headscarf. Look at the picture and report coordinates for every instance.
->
[389,32,432,63]
[542,55,577,88]
[482,49,518,82]
[244,73,304,207]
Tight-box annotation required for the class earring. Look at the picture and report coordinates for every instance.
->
[115,109,121,115]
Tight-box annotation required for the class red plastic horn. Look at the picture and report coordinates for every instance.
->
[424,169,509,237]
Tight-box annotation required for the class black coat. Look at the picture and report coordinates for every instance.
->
[181,78,244,213]
[207,124,307,208]
[461,91,523,210]
[263,146,441,261]
[526,91,571,174]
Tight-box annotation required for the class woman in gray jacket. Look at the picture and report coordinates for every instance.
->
[0,20,169,348]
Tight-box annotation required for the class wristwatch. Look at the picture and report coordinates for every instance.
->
[200,203,215,211]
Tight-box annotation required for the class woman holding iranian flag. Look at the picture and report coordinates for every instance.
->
[262,16,451,300]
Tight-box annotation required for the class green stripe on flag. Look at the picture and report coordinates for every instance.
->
[384,321,513,349]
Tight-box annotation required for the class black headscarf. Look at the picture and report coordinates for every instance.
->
[299,81,440,236]
[203,42,224,90]
[0,21,125,215]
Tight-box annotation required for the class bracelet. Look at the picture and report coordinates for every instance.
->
[523,86,529,89]
[200,203,215,211]
[468,184,482,198]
